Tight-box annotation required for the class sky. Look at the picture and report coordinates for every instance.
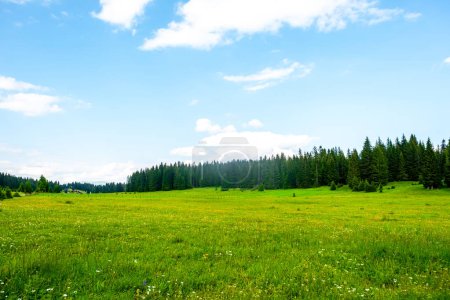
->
[1,0,449,184]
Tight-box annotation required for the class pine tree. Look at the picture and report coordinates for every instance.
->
[360,137,374,182]
[445,142,450,188]
[24,180,33,194]
[386,138,399,182]
[372,140,389,185]
[422,139,439,189]
[37,175,49,192]
[347,149,360,189]
[398,152,408,181]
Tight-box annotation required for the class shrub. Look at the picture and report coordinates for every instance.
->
[5,188,13,199]
[13,192,20,197]
[220,186,229,192]
[258,184,265,192]
[330,181,337,191]
[379,184,383,193]
[365,181,377,193]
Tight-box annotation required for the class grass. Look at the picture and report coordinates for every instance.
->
[0,182,449,299]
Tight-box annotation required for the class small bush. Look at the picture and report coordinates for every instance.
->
[379,184,383,193]
[13,192,20,197]
[5,188,13,199]
[220,186,229,192]
[292,193,296,198]
[258,184,265,192]
[391,186,396,189]
[364,181,377,193]
[330,181,337,191]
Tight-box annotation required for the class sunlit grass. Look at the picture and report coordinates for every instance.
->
[0,182,449,299]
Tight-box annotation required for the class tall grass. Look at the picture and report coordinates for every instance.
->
[0,182,449,299]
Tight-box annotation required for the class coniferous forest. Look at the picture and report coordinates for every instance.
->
[126,135,450,192]
[1,134,450,196]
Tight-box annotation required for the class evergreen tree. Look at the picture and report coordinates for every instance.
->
[372,140,389,185]
[24,180,33,194]
[421,139,440,189]
[360,137,374,182]
[445,142,450,188]
[386,138,399,182]
[347,149,360,189]
[398,152,408,181]
[37,175,49,192]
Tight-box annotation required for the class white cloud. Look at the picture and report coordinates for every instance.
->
[444,57,450,65]
[0,93,62,116]
[172,119,315,160]
[5,161,136,184]
[195,118,235,134]
[246,119,264,129]
[172,131,314,159]
[92,0,152,29]
[224,60,312,91]
[141,0,411,50]
[404,12,421,22]
[0,75,46,91]
[170,146,194,157]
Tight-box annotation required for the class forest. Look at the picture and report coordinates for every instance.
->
[126,135,450,192]
[1,134,449,196]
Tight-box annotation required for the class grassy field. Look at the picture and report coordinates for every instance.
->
[0,182,449,299]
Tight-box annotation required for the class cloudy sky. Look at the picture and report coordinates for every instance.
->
[1,0,449,183]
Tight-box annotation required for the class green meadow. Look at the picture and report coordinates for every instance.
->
[0,182,449,299]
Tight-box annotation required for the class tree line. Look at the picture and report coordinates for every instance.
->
[0,172,125,194]
[1,135,449,195]
[126,135,450,192]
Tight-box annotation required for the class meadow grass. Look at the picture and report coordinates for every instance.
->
[0,182,449,299]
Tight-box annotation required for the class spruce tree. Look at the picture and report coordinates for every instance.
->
[372,140,389,185]
[37,175,49,192]
[24,180,33,194]
[445,142,450,188]
[347,149,360,189]
[422,139,439,189]
[398,152,408,181]
[360,137,374,182]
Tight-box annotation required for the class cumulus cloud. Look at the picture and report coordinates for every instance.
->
[172,118,315,161]
[404,12,421,22]
[4,160,136,184]
[0,93,62,116]
[0,75,46,91]
[444,57,450,64]
[141,0,411,50]
[246,119,264,129]
[195,118,236,134]
[92,0,152,29]
[224,60,312,91]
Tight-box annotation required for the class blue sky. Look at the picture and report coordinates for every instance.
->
[1,0,449,183]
